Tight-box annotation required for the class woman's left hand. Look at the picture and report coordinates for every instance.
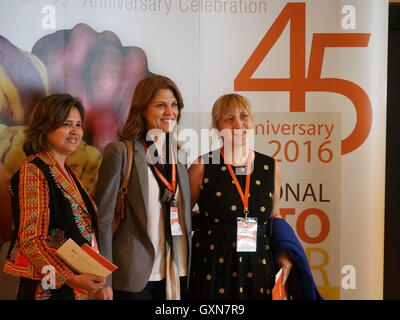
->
[278,251,293,285]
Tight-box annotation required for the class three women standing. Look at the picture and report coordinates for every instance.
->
[3,82,318,300]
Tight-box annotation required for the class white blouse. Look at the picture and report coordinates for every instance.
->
[146,166,188,281]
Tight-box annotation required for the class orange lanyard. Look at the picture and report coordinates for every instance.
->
[220,149,252,216]
[141,139,177,194]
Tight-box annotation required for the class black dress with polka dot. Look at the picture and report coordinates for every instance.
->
[189,150,277,300]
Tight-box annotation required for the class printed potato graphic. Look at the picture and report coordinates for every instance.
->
[0,34,46,239]
[66,141,102,195]
[1,24,153,235]
[32,23,152,150]
[0,162,12,241]
[0,35,49,125]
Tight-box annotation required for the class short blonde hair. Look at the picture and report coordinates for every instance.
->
[211,93,252,129]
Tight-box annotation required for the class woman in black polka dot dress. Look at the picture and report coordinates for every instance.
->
[188,94,293,300]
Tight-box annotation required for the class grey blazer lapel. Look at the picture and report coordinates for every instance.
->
[176,163,191,232]
[133,139,150,218]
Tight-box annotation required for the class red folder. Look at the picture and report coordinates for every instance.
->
[272,268,288,300]
[56,238,118,278]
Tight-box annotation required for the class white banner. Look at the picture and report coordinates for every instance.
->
[0,0,387,299]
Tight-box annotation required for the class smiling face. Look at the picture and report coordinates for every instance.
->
[143,88,179,133]
[212,94,254,148]
[217,108,253,146]
[46,107,83,159]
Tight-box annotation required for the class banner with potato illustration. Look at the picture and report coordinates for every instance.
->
[0,0,387,300]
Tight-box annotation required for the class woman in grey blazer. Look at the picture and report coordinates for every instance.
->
[94,75,191,300]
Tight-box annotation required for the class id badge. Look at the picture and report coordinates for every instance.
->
[170,201,183,236]
[236,217,257,252]
[91,233,100,253]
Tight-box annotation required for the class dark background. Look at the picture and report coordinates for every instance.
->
[384,2,400,300]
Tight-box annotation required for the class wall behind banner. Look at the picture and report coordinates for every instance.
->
[384,2,400,300]
[0,0,387,299]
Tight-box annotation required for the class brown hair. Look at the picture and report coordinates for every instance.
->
[211,93,252,129]
[118,75,184,140]
[23,94,85,156]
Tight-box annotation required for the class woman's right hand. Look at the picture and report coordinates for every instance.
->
[66,273,106,293]
[95,286,113,300]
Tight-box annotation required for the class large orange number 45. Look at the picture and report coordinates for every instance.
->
[234,2,371,155]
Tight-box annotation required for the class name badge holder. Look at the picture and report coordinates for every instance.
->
[142,139,183,237]
[91,233,100,253]
[237,213,257,252]
[170,198,183,236]
[220,149,258,253]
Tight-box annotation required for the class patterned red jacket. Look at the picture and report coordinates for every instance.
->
[3,151,98,298]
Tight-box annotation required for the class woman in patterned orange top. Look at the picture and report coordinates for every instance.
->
[3,94,105,300]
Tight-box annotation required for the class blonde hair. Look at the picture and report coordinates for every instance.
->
[211,94,252,129]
